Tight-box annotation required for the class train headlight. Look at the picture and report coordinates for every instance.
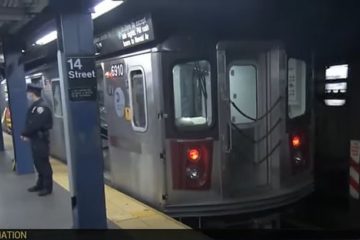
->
[186,167,200,180]
[294,152,303,165]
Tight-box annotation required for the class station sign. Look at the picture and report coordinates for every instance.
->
[95,14,155,55]
[66,56,97,102]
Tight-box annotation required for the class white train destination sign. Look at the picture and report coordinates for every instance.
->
[95,14,155,55]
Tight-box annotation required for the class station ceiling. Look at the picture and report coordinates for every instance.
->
[0,0,360,65]
[137,0,360,63]
[95,0,360,64]
[0,0,48,38]
[0,0,48,63]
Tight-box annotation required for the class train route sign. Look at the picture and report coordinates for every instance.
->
[66,56,97,102]
[94,14,155,55]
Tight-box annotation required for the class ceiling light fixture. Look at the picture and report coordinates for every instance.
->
[92,0,124,19]
[35,30,58,45]
[34,0,124,46]
[326,64,348,80]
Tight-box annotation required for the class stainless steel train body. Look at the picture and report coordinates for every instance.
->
[24,35,313,217]
[100,36,313,217]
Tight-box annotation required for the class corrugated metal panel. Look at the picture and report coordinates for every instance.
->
[0,0,48,36]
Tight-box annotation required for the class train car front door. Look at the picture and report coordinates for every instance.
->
[217,42,277,198]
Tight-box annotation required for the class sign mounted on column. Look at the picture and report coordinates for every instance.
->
[66,57,97,101]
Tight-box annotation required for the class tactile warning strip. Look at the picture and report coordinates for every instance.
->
[3,133,188,229]
[51,159,189,229]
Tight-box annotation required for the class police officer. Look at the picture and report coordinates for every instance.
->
[21,84,53,196]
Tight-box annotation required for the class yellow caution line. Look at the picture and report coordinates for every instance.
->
[2,133,188,229]
[50,159,189,229]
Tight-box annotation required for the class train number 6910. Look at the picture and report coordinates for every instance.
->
[110,64,124,77]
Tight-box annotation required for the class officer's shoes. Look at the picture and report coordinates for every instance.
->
[28,186,42,192]
[38,189,52,197]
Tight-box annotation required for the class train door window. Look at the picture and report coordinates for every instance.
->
[129,69,147,132]
[288,59,306,119]
[96,65,106,122]
[229,65,257,124]
[51,80,63,117]
[172,60,212,128]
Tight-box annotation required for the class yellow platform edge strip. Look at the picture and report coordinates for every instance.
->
[51,159,189,229]
[3,134,189,229]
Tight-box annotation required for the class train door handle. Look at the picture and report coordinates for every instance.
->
[225,123,232,153]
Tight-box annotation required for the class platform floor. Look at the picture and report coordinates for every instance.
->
[0,133,188,229]
[0,150,72,229]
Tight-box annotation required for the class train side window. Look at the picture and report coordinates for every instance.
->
[229,65,257,124]
[96,65,105,107]
[96,65,107,128]
[129,69,147,132]
[51,80,63,117]
[172,60,212,128]
[288,59,306,119]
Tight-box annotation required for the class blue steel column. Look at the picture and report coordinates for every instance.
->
[3,37,34,173]
[51,1,107,228]
[0,74,5,151]
[0,88,4,151]
[0,117,4,151]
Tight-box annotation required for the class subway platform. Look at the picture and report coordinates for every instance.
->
[0,133,188,229]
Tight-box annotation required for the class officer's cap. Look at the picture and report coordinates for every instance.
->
[26,83,42,96]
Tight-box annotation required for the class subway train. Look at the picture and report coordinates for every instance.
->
[9,9,314,220]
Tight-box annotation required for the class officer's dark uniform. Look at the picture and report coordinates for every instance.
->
[22,84,53,196]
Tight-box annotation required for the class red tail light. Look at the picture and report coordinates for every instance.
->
[171,139,213,190]
[291,135,301,149]
[188,148,200,162]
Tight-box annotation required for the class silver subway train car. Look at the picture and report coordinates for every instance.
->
[98,36,313,217]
